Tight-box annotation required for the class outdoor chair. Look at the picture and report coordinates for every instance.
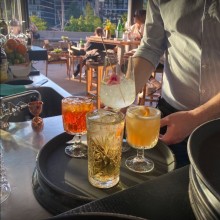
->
[45,50,70,79]
[137,64,164,106]
[68,45,84,82]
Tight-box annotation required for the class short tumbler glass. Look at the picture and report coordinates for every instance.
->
[86,109,125,188]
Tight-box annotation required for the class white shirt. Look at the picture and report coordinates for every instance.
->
[135,0,220,110]
[130,23,145,40]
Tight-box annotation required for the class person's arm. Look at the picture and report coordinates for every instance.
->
[133,56,155,94]
[160,92,220,145]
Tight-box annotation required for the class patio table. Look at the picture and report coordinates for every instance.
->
[86,37,140,64]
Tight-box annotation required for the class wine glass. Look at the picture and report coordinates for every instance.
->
[28,100,44,132]
[100,55,136,152]
[100,55,136,112]
[125,106,161,173]
[62,96,94,158]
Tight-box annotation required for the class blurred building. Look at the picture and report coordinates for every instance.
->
[28,0,129,30]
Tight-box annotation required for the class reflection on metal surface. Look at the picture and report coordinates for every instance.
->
[0,90,41,130]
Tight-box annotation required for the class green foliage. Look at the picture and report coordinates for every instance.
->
[64,2,102,32]
[121,13,128,31]
[66,2,82,19]
[143,0,148,9]
[30,15,47,30]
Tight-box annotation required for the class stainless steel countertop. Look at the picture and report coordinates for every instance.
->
[1,116,65,220]
[1,72,72,220]
[26,73,71,98]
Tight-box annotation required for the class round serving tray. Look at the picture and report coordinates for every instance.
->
[32,132,175,215]
[48,212,147,220]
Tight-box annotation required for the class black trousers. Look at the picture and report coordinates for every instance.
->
[156,98,190,169]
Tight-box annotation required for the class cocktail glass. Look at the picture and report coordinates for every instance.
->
[100,56,135,153]
[62,96,93,158]
[100,55,136,112]
[86,109,125,188]
[125,106,161,173]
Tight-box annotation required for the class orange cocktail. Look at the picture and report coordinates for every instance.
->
[126,106,160,149]
[62,96,93,135]
[125,106,161,173]
[62,96,94,158]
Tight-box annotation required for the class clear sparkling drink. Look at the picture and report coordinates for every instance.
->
[100,55,136,110]
[100,77,135,109]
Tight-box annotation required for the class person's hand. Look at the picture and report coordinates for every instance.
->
[159,111,199,145]
[123,50,135,59]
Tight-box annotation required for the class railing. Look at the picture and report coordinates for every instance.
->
[37,31,94,42]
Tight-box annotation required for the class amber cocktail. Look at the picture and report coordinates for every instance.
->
[62,96,93,158]
[125,106,161,173]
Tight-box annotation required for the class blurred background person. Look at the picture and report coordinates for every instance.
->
[29,20,40,40]
[74,27,116,77]
[129,9,146,41]
[9,18,21,36]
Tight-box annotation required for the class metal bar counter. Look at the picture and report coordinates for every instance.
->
[1,116,63,220]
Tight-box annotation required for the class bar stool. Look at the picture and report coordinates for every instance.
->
[86,62,104,109]
[68,48,84,82]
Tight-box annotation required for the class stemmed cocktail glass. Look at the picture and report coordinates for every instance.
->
[62,96,93,158]
[100,56,136,152]
[100,56,136,111]
[125,106,161,173]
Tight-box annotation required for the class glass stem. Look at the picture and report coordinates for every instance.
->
[136,149,145,162]
[75,134,82,145]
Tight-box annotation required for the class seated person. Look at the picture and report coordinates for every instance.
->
[74,27,116,77]
[129,9,146,41]
[29,21,40,40]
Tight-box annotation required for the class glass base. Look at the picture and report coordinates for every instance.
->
[89,175,119,189]
[65,143,87,158]
[125,155,154,173]
[1,183,10,204]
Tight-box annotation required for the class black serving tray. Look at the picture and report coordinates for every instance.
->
[32,132,175,215]
[48,212,147,220]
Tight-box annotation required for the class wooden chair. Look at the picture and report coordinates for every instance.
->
[68,46,84,82]
[137,64,164,106]
[46,51,70,79]
[85,62,104,109]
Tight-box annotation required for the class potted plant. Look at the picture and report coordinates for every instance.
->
[103,19,116,38]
